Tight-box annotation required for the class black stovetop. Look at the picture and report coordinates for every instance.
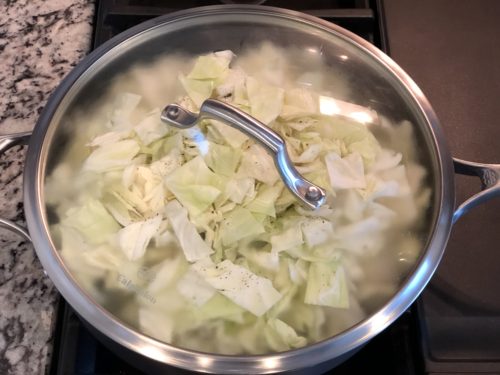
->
[49,1,500,374]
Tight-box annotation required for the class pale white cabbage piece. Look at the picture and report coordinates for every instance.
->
[164,200,214,262]
[237,143,279,186]
[179,74,213,108]
[209,120,249,149]
[83,139,140,172]
[134,108,169,145]
[270,224,304,253]
[109,92,142,130]
[192,259,282,317]
[164,156,225,217]
[64,199,120,244]
[87,130,132,147]
[246,76,284,125]
[305,263,349,308]
[118,215,162,261]
[139,308,174,343]
[325,151,366,190]
[176,268,216,306]
[218,206,265,246]
[265,318,307,351]
[301,218,334,248]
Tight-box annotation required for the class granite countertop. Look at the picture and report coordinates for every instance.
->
[0,1,94,373]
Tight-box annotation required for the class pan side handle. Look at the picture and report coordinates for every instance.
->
[0,132,32,241]
[453,158,500,224]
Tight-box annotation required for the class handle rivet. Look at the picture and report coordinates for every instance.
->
[167,106,180,119]
[305,186,322,201]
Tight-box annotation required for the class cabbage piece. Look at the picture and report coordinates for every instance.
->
[83,139,141,172]
[237,144,279,186]
[280,88,319,119]
[317,116,380,166]
[284,116,318,131]
[82,244,124,271]
[64,199,120,244]
[102,190,141,227]
[87,130,132,147]
[288,258,308,284]
[265,318,307,351]
[370,148,402,173]
[187,51,233,80]
[179,75,213,108]
[325,151,366,190]
[246,76,284,125]
[245,184,283,218]
[292,144,322,164]
[223,178,255,204]
[282,303,326,342]
[165,156,225,217]
[150,149,183,178]
[215,67,246,99]
[192,259,282,316]
[117,215,162,261]
[178,51,233,108]
[164,200,214,262]
[109,92,142,130]
[177,268,216,306]
[134,108,169,145]
[209,120,249,149]
[128,165,165,215]
[285,244,341,263]
[162,132,184,155]
[219,207,265,246]
[237,42,288,87]
[204,142,241,177]
[336,189,366,223]
[239,247,280,272]
[267,284,298,318]
[305,262,349,308]
[139,308,174,343]
[171,185,221,218]
[335,217,386,255]
[270,224,304,252]
[106,184,149,218]
[147,254,186,294]
[193,293,246,323]
[301,218,334,248]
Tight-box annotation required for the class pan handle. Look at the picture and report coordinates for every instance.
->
[453,158,500,224]
[0,131,32,241]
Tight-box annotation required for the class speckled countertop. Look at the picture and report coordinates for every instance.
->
[0,1,94,373]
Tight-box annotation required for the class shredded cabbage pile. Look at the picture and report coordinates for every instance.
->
[47,44,430,354]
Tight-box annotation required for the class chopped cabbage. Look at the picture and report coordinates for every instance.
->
[48,46,429,356]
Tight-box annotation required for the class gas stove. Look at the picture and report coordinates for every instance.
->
[49,1,500,374]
